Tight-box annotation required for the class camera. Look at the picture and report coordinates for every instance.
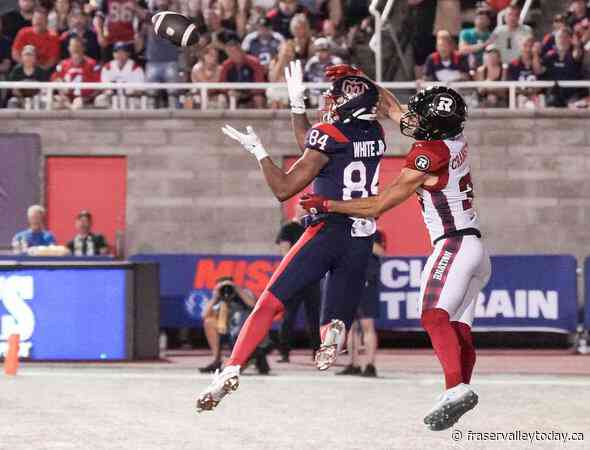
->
[219,283,237,303]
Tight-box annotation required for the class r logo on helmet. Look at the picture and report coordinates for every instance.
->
[434,94,455,117]
[415,155,431,171]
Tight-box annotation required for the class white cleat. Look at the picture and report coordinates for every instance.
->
[196,365,240,413]
[315,319,345,371]
[423,383,478,431]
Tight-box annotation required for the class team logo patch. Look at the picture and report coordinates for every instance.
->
[415,155,431,171]
[433,94,455,117]
[341,79,369,97]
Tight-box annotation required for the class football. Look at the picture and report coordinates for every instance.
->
[152,11,200,48]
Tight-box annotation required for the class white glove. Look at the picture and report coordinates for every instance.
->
[221,124,268,161]
[285,59,306,114]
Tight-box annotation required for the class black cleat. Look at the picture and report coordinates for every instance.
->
[336,365,362,375]
[198,360,222,373]
[361,364,378,378]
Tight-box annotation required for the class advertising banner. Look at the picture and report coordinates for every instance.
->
[0,268,128,359]
[134,254,578,333]
[377,255,578,333]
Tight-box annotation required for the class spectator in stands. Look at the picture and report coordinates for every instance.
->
[320,18,348,60]
[139,0,180,106]
[289,13,313,62]
[219,36,265,108]
[0,19,12,106]
[190,45,224,108]
[567,0,590,45]
[475,47,507,107]
[1,0,35,44]
[96,41,145,107]
[242,16,284,70]
[12,204,56,254]
[12,8,61,71]
[48,0,72,35]
[218,0,246,36]
[488,5,533,64]
[540,27,585,107]
[434,0,461,41]
[423,30,470,82]
[266,0,306,39]
[267,40,295,109]
[304,37,342,105]
[408,0,437,79]
[94,0,148,61]
[459,7,493,70]
[60,9,100,62]
[542,14,567,56]
[7,45,50,109]
[67,210,109,256]
[52,35,101,110]
[201,7,233,50]
[506,36,544,109]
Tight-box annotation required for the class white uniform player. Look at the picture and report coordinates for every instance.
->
[298,84,490,432]
[404,135,491,327]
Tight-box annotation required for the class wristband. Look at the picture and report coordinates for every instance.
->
[252,144,269,161]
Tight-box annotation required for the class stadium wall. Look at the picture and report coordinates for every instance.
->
[2,109,589,259]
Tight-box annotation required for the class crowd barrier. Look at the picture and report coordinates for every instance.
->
[131,253,579,334]
[2,80,590,110]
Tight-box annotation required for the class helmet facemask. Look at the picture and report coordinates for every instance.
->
[400,110,430,140]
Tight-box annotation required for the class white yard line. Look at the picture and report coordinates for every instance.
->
[12,369,590,386]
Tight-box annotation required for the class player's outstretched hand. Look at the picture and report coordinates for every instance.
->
[285,60,306,114]
[325,64,364,81]
[221,125,269,161]
[299,193,329,215]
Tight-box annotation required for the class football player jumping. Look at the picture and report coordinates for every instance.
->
[300,65,491,431]
[196,64,408,413]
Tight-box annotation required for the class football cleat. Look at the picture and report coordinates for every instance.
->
[423,383,478,431]
[152,11,200,48]
[196,365,240,413]
[315,319,345,371]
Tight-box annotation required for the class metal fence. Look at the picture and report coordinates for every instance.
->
[0,80,589,111]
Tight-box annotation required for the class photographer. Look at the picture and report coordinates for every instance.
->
[200,276,271,374]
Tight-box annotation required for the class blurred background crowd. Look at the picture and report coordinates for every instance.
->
[1,0,589,109]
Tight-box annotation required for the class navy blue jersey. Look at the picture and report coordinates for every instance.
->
[304,121,386,201]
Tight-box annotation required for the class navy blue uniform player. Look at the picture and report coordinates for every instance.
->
[197,74,386,412]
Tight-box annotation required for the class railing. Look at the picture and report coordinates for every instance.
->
[0,80,589,111]
[369,0,397,83]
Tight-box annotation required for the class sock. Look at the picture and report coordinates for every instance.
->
[421,308,463,390]
[452,321,476,384]
[225,291,284,367]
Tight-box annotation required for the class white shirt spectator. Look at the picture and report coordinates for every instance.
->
[491,23,533,64]
[101,59,145,84]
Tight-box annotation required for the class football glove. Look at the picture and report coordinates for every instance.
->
[299,193,329,215]
[285,60,306,114]
[324,64,363,81]
[221,125,269,161]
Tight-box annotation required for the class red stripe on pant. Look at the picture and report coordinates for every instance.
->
[225,222,325,367]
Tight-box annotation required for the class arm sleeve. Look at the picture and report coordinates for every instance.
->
[11,29,25,55]
[404,141,450,173]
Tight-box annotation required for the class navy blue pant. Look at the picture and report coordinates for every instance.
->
[268,217,374,329]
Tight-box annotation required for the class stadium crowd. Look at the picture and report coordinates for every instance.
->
[1,0,590,109]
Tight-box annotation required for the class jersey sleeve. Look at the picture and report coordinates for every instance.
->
[304,123,349,155]
[404,141,450,173]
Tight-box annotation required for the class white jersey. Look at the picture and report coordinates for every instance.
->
[404,134,480,243]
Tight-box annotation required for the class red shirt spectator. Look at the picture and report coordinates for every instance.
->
[52,36,101,101]
[12,9,60,70]
[95,0,147,47]
[486,0,511,12]
[220,39,265,108]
